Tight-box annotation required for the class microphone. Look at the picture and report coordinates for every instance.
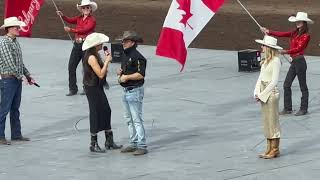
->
[33,82,40,87]
[27,77,40,87]
[103,46,111,57]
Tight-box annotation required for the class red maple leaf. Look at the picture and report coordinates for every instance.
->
[176,0,193,30]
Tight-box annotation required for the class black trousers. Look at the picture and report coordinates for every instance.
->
[68,42,85,92]
[283,56,308,111]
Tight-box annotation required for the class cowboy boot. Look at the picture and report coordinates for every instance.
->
[90,135,106,153]
[105,131,123,150]
[258,139,271,158]
[263,138,280,159]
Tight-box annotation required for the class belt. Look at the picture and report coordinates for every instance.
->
[291,55,304,59]
[0,74,16,78]
[123,86,140,92]
[75,38,85,44]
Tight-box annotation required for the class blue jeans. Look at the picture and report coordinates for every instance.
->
[122,86,146,149]
[0,77,23,139]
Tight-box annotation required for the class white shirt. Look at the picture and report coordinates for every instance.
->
[254,57,281,103]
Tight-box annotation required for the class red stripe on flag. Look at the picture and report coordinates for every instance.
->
[5,0,44,37]
[4,0,9,17]
[202,0,225,12]
[156,27,187,70]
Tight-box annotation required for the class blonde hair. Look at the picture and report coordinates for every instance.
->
[260,46,279,65]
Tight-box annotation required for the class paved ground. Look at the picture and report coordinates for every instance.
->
[0,38,320,180]
[1,0,320,55]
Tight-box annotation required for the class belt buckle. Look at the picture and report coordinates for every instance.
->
[75,38,84,43]
[124,87,134,92]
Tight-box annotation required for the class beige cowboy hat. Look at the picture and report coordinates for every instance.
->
[0,17,26,29]
[288,12,314,24]
[118,31,143,43]
[82,33,109,51]
[77,0,98,12]
[255,35,283,50]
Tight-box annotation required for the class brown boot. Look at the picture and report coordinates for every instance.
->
[133,148,148,156]
[0,138,11,145]
[263,138,280,159]
[11,136,30,141]
[120,146,137,153]
[258,139,271,158]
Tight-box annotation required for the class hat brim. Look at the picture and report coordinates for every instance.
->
[0,21,26,29]
[288,16,314,24]
[77,2,98,12]
[122,36,143,43]
[82,35,109,51]
[255,39,283,50]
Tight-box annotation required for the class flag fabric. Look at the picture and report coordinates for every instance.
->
[156,0,225,70]
[4,0,45,37]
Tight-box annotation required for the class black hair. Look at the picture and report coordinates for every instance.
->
[83,46,101,63]
[133,42,138,48]
[4,27,9,33]
[295,21,309,36]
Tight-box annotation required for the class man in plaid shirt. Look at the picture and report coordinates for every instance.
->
[0,17,35,145]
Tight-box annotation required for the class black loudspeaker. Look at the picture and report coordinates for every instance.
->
[238,49,261,72]
[111,42,124,63]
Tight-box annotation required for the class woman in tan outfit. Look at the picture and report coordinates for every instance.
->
[254,35,282,159]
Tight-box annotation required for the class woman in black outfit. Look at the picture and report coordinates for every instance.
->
[82,32,122,153]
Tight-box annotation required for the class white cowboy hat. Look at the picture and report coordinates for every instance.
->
[288,12,314,24]
[255,35,283,50]
[0,17,26,29]
[82,33,109,51]
[77,0,98,12]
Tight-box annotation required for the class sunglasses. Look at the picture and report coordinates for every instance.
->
[9,26,20,30]
[81,6,91,9]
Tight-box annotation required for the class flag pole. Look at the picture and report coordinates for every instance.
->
[236,0,291,64]
[282,54,292,63]
[236,0,263,32]
[51,0,73,42]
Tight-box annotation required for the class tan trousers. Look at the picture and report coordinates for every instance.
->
[260,81,281,139]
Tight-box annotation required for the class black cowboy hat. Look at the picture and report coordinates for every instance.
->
[118,31,143,43]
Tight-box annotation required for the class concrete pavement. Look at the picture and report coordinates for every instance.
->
[0,37,320,180]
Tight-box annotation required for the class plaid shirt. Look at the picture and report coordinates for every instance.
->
[0,35,30,79]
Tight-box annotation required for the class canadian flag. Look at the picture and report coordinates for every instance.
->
[5,0,45,37]
[156,0,225,70]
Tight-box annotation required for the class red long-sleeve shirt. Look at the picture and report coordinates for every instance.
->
[268,30,310,58]
[62,15,96,39]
